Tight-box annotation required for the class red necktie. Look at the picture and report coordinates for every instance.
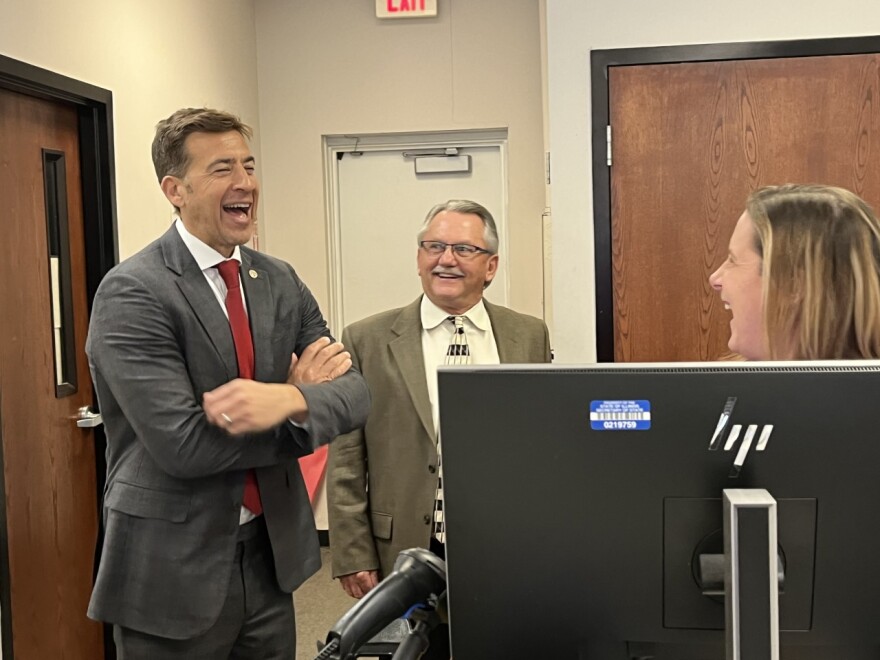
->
[215,259,262,515]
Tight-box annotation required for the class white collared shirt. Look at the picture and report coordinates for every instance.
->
[174,218,247,319]
[420,296,500,434]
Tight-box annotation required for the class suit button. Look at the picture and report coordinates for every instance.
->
[423,514,431,525]
[428,465,436,473]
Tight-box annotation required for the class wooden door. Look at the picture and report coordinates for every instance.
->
[609,53,880,362]
[0,89,104,658]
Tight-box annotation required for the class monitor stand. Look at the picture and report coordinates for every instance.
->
[723,489,780,660]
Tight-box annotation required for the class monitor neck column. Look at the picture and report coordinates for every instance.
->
[723,488,780,660]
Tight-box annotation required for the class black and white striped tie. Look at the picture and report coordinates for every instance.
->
[434,315,470,542]
[445,315,470,364]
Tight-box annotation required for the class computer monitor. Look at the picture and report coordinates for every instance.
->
[437,361,880,660]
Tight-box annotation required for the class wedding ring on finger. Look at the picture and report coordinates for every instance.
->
[221,413,233,425]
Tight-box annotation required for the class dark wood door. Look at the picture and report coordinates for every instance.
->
[609,53,880,362]
[0,89,104,658]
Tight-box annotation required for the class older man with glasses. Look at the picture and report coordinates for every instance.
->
[326,199,551,658]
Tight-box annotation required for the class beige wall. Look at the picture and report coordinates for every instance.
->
[3,0,544,323]
[1,0,261,259]
[12,0,878,364]
[254,0,546,324]
[547,0,880,362]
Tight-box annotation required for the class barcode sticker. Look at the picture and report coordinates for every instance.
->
[590,400,651,430]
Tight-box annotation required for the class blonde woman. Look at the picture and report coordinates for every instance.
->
[710,184,880,360]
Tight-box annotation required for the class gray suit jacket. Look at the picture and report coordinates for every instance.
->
[327,296,550,579]
[86,226,369,639]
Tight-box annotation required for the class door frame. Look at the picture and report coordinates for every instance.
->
[590,35,880,362]
[0,54,118,658]
[322,128,509,334]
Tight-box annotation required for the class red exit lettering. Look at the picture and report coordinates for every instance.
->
[387,0,426,11]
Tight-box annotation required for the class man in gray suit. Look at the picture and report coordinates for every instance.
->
[327,200,551,607]
[87,108,370,659]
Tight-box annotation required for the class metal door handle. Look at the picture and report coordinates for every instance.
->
[76,406,103,428]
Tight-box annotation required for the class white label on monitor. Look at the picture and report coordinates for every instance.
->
[590,400,651,430]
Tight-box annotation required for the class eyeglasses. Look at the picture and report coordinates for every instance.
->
[419,241,492,259]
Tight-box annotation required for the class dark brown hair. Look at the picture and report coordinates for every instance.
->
[151,107,252,182]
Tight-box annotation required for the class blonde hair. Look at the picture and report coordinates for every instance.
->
[746,184,880,359]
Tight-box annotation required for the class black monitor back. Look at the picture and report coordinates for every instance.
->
[437,362,880,660]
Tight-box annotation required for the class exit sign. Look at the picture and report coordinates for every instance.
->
[376,0,437,19]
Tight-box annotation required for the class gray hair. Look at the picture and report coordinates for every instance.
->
[417,199,499,254]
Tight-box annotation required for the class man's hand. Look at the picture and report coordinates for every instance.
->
[203,337,351,432]
[339,570,379,599]
[203,379,306,435]
[288,336,352,386]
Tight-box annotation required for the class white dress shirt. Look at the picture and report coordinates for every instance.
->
[174,218,246,315]
[420,296,500,434]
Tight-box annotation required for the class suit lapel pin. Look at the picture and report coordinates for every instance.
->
[249,269,258,279]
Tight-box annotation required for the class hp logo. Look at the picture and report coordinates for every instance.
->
[708,397,774,477]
